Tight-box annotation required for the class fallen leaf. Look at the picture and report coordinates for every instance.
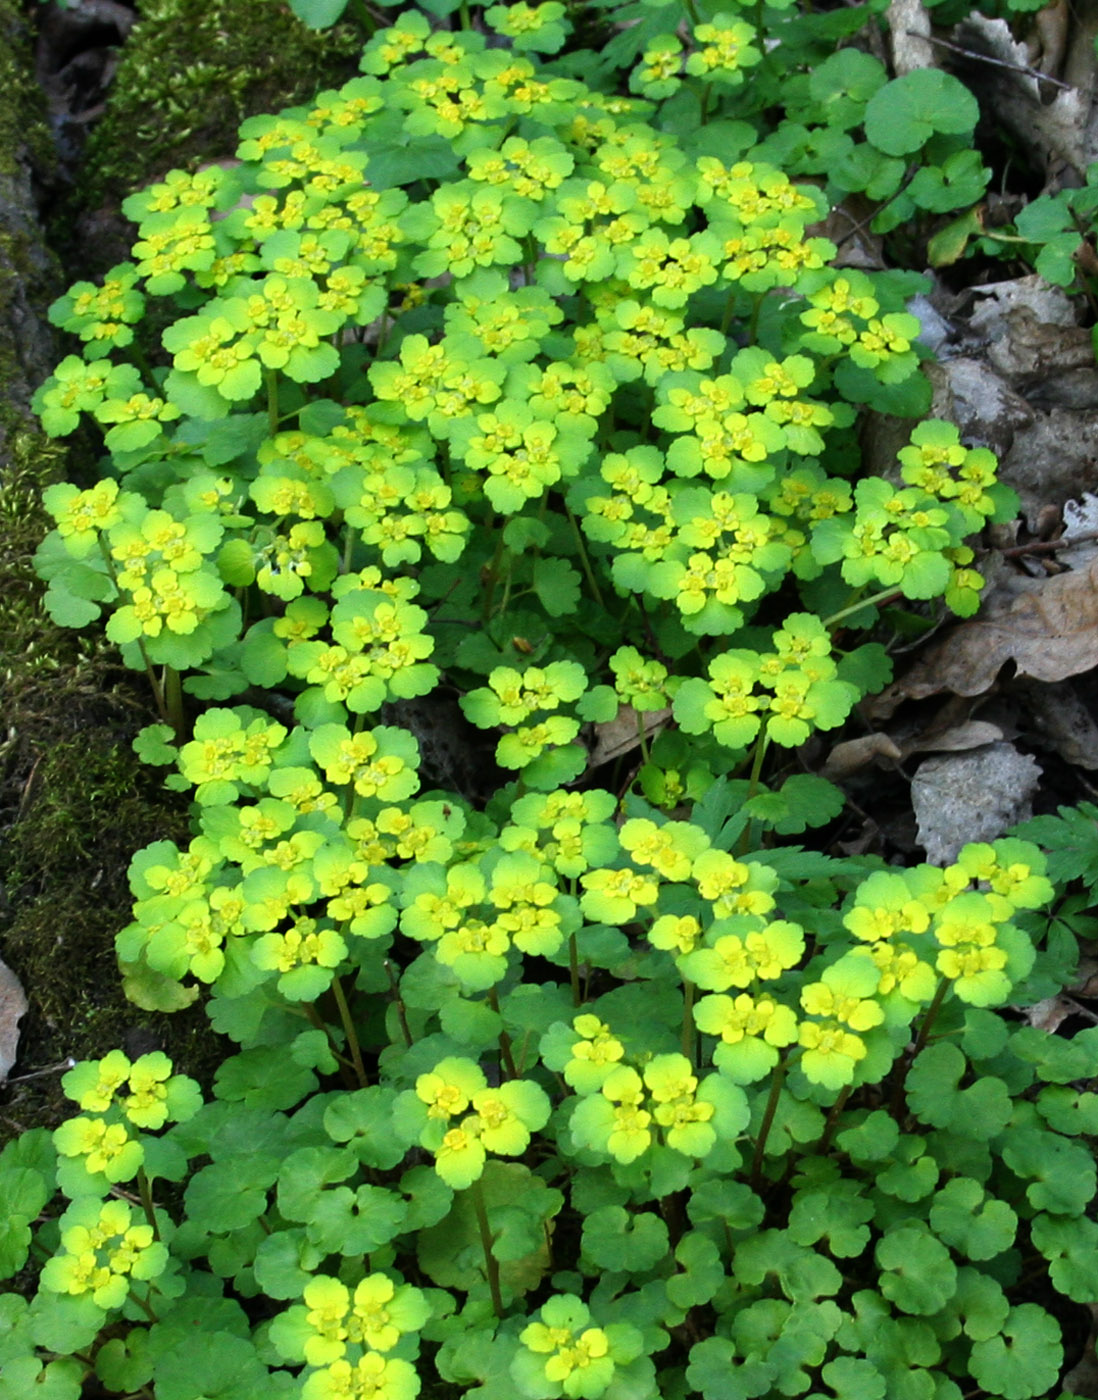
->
[588,705,671,768]
[1014,678,1098,769]
[0,956,28,1083]
[872,555,1098,717]
[904,719,1004,755]
[822,732,902,781]
[1025,995,1074,1033]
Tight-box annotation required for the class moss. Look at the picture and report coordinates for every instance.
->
[0,439,218,1147]
[0,0,55,182]
[72,0,362,219]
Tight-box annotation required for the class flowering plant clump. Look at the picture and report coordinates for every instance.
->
[6,8,1098,1400]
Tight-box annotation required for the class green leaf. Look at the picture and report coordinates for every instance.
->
[307,1182,407,1254]
[417,1161,555,1301]
[133,723,178,766]
[184,1156,277,1232]
[154,1332,272,1400]
[322,1086,411,1169]
[928,1178,1017,1261]
[876,1224,957,1314]
[687,1338,773,1400]
[532,557,581,616]
[864,70,979,156]
[905,1042,1013,1138]
[1000,1126,1097,1215]
[287,0,349,26]
[367,141,461,189]
[734,1230,842,1302]
[0,1355,85,1400]
[968,1304,1062,1400]
[581,1205,669,1272]
[253,1227,324,1300]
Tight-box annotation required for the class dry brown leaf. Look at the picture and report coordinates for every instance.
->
[0,956,27,1083]
[821,732,902,780]
[904,719,1004,755]
[587,705,671,768]
[1024,995,1075,1033]
[872,555,1098,717]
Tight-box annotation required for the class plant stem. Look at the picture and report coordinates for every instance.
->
[342,526,358,575]
[331,973,368,1087]
[569,931,582,1007]
[265,368,279,437]
[385,959,414,1048]
[564,504,605,607]
[823,586,902,631]
[470,1176,505,1318]
[737,731,770,855]
[719,287,738,337]
[163,665,184,739]
[750,1055,788,1190]
[136,1167,159,1238]
[816,1085,852,1157]
[128,1287,159,1323]
[891,976,951,1119]
[681,979,696,1060]
[302,1001,357,1082]
[349,0,376,35]
[487,986,518,1079]
[911,976,951,1059]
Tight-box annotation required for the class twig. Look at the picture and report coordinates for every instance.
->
[910,32,1075,91]
[995,528,1098,559]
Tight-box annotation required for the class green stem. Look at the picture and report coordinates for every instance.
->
[823,586,902,631]
[680,0,701,23]
[737,731,770,856]
[681,979,696,1060]
[564,504,605,607]
[302,1001,357,1083]
[128,341,157,386]
[163,665,184,739]
[891,976,951,1119]
[470,1176,505,1318]
[569,931,581,1007]
[136,1167,159,1238]
[349,0,377,35]
[747,292,765,344]
[487,986,518,1079]
[481,529,508,623]
[750,1055,788,1190]
[128,1287,159,1323]
[635,711,652,764]
[816,1085,852,1157]
[385,959,414,1048]
[911,976,951,1059]
[719,287,738,337]
[331,974,368,1087]
[342,526,358,575]
[265,368,279,437]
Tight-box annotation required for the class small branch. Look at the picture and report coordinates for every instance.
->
[910,32,1075,90]
[995,528,1098,559]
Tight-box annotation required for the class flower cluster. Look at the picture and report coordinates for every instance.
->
[397,1056,551,1187]
[40,1199,168,1311]
[270,1273,430,1400]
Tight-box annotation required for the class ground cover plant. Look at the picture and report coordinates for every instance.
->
[4,2,1098,1398]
